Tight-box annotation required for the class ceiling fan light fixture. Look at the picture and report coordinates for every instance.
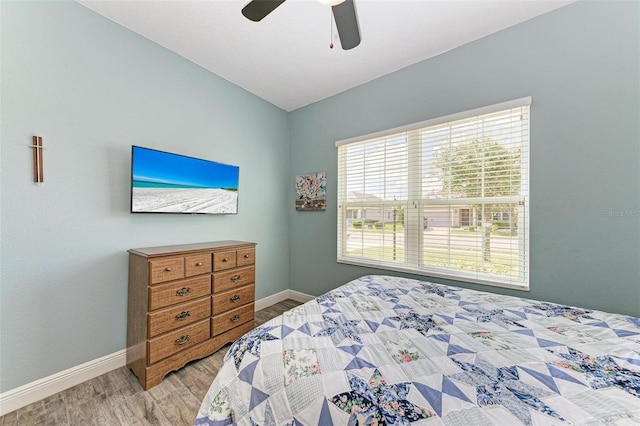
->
[241,0,360,50]
[316,0,345,6]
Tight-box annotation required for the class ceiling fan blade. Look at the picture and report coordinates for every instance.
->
[242,0,287,22]
[332,0,361,50]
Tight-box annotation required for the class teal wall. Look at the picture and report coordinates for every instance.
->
[1,0,638,396]
[0,1,289,392]
[288,1,640,316]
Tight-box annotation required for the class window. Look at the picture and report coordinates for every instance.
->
[336,98,530,289]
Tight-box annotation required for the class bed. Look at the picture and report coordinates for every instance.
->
[195,275,640,425]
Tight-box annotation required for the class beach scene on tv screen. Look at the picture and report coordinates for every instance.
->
[132,147,239,214]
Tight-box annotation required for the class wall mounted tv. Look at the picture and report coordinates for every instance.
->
[131,146,239,215]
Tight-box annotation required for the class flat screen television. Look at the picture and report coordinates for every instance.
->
[130,146,239,215]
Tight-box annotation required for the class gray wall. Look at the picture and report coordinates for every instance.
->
[288,1,640,316]
[0,1,289,392]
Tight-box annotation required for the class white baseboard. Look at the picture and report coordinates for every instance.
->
[0,289,314,416]
[0,349,126,416]
[254,288,314,311]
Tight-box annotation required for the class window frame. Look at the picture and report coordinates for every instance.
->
[336,97,531,290]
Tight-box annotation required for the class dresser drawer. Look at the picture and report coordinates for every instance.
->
[213,266,255,293]
[150,258,184,284]
[148,319,210,365]
[212,284,255,315]
[148,297,211,338]
[149,276,211,311]
[185,253,212,277]
[213,250,237,271]
[236,247,255,266]
[211,303,254,337]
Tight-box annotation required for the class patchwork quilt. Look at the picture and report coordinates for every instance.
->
[195,275,640,425]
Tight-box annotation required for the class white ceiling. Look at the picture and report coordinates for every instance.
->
[78,0,575,111]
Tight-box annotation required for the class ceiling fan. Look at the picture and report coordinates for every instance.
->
[241,0,361,50]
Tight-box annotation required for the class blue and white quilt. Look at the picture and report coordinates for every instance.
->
[195,275,640,425]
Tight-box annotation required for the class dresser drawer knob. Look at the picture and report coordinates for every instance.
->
[175,335,190,345]
[243,254,250,259]
[176,287,191,297]
[165,267,172,272]
[196,262,203,266]
[230,315,241,323]
[230,294,241,303]
[230,275,241,283]
[222,258,228,263]
[175,311,191,321]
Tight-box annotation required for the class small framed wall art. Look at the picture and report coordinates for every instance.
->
[295,171,326,211]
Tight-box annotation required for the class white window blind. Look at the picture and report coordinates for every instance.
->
[337,98,530,290]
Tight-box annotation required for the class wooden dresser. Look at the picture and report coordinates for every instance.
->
[127,240,256,390]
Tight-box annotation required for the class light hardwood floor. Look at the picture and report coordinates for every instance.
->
[0,299,302,426]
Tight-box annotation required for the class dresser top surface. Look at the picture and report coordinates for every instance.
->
[128,240,256,258]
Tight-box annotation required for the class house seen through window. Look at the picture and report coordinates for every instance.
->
[336,98,530,289]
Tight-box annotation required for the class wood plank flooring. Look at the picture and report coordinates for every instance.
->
[0,299,302,426]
